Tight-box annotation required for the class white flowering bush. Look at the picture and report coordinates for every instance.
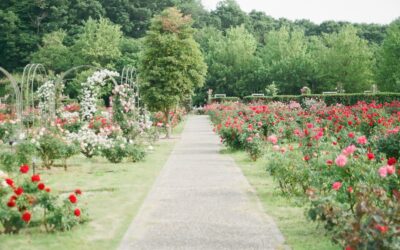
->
[80,70,119,121]
[101,136,129,163]
[66,126,110,158]
[100,136,146,163]
[37,80,56,117]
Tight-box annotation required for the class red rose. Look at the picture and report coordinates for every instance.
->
[387,157,397,166]
[348,132,355,138]
[7,200,16,207]
[367,152,375,160]
[14,187,24,196]
[326,160,333,166]
[19,164,29,174]
[21,211,31,223]
[74,208,81,217]
[31,174,41,182]
[347,186,353,193]
[375,224,389,234]
[37,183,45,190]
[303,155,310,161]
[5,178,14,187]
[45,187,51,193]
[75,189,82,195]
[69,194,77,203]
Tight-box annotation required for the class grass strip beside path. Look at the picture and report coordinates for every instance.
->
[0,121,186,250]
[225,149,339,250]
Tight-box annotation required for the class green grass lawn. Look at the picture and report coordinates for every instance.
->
[0,121,185,250]
[225,149,340,250]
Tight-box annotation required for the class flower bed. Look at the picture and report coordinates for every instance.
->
[0,69,187,235]
[207,100,400,249]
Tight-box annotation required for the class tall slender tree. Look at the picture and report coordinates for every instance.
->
[139,7,207,138]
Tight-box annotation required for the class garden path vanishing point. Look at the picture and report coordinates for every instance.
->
[118,115,287,250]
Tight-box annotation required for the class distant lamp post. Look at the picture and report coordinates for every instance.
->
[207,89,213,104]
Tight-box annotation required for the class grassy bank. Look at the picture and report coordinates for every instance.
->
[0,121,186,250]
[225,149,339,250]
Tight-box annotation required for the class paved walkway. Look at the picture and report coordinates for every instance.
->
[118,116,286,250]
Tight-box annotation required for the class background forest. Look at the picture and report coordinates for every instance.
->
[1,0,399,104]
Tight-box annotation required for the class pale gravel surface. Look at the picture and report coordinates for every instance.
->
[118,115,287,250]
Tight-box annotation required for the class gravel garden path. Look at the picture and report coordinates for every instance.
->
[118,115,286,250]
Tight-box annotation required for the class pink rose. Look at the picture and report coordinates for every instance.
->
[332,182,342,191]
[387,165,395,175]
[342,145,356,156]
[267,134,278,145]
[335,154,348,167]
[272,145,280,151]
[314,130,324,140]
[379,166,388,177]
[357,136,368,145]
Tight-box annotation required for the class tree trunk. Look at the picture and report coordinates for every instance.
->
[164,110,171,138]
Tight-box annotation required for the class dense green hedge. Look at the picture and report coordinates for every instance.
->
[210,97,240,103]
[243,93,400,105]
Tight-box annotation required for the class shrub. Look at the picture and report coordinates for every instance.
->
[210,97,240,103]
[0,141,37,172]
[126,144,146,162]
[377,131,400,160]
[101,140,128,163]
[207,100,400,249]
[243,93,400,106]
[244,137,264,161]
[36,133,67,169]
[0,122,15,143]
[0,166,86,234]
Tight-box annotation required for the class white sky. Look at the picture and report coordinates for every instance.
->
[201,0,400,24]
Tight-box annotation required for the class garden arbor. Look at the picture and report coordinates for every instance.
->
[0,64,50,131]
[0,64,142,137]
[120,66,140,108]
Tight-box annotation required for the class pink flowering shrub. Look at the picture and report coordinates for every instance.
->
[207,100,400,249]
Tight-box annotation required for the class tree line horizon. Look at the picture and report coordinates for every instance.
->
[1,0,399,104]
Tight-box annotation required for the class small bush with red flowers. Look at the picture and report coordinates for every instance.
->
[0,165,87,234]
[207,100,400,249]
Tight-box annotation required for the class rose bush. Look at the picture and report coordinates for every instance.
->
[207,100,400,249]
[0,165,86,234]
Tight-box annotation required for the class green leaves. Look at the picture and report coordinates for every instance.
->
[72,17,122,68]
[376,19,400,92]
[315,25,374,93]
[260,27,313,94]
[140,8,207,115]
[31,30,72,72]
